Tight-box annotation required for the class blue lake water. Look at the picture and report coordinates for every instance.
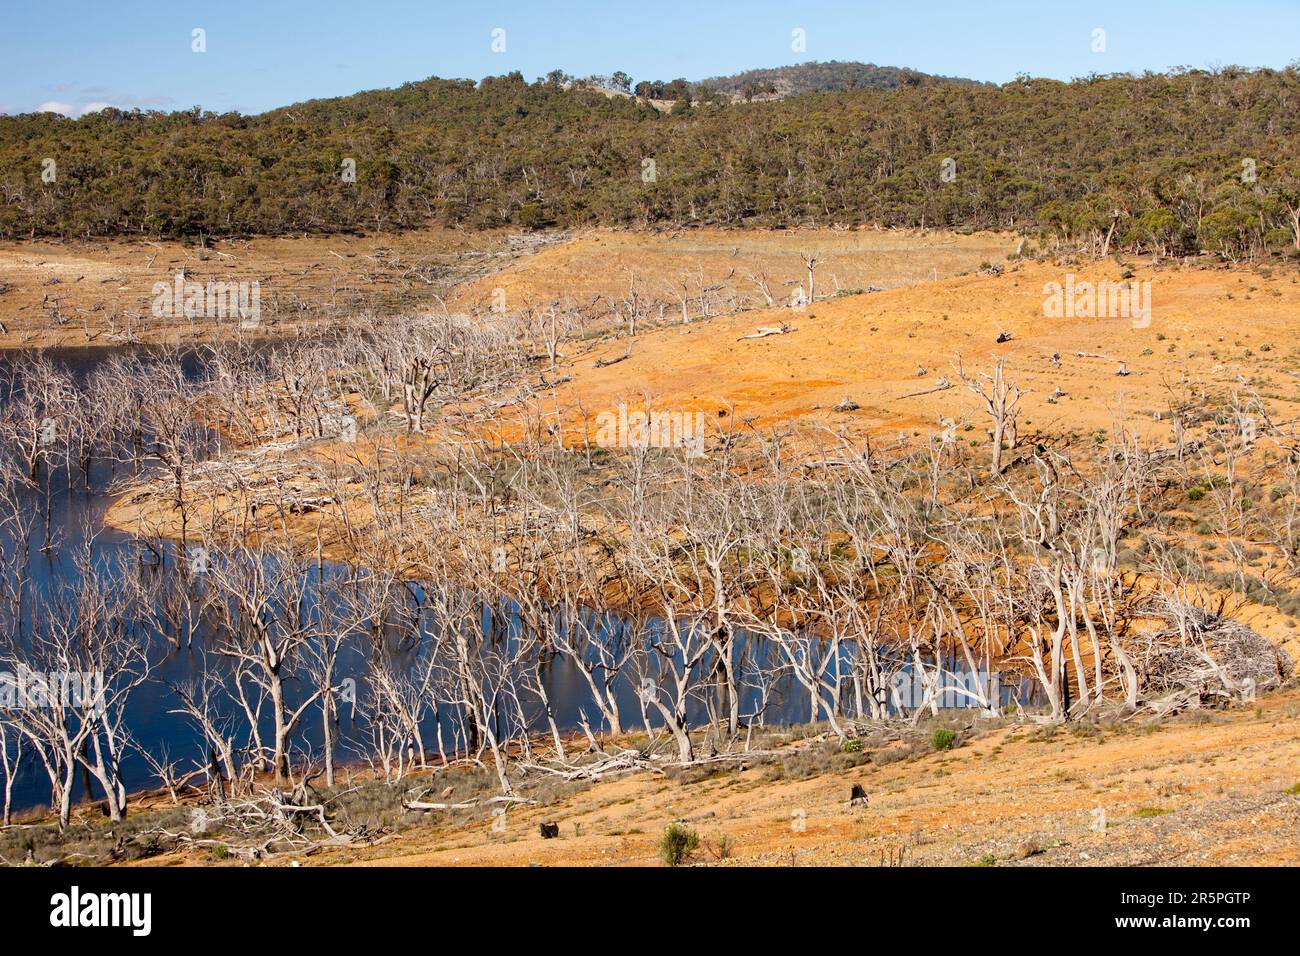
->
[0,346,1025,815]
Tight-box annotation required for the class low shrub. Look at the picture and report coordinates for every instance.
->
[931,728,958,751]
[660,822,700,867]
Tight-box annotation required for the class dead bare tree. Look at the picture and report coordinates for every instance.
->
[0,724,21,826]
[0,544,151,827]
[745,266,776,307]
[799,250,821,305]
[957,355,1024,474]
[168,663,245,802]
[205,544,327,784]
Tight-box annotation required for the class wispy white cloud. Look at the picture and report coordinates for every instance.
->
[35,101,79,116]
[31,93,174,118]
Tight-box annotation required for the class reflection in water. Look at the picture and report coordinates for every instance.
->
[0,346,1029,816]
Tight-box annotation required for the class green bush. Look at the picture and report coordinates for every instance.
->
[931,728,958,751]
[660,822,700,867]
[841,737,864,753]
[709,833,735,860]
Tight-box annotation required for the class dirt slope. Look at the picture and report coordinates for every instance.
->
[535,258,1300,444]
[0,228,511,348]
[451,226,1017,313]
[75,232,1300,869]
[289,689,1300,868]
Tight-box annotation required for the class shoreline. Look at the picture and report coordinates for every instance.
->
[7,688,1297,867]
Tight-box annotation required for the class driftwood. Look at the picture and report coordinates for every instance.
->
[144,786,364,860]
[1136,600,1294,716]
[799,458,853,469]
[519,749,660,781]
[899,377,952,399]
[738,324,794,341]
[594,351,631,368]
[1125,438,1201,463]
[402,798,477,811]
[401,791,536,812]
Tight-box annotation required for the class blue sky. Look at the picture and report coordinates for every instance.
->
[1,0,1297,117]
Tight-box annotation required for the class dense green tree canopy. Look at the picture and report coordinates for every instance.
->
[2,66,1299,256]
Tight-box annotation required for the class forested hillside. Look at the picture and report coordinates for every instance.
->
[2,66,1299,256]
[695,60,987,100]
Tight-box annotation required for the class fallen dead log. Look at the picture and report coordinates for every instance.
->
[738,324,794,341]
[899,377,952,399]
[401,799,478,812]
[518,749,662,781]
[800,459,853,469]
[401,791,536,812]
